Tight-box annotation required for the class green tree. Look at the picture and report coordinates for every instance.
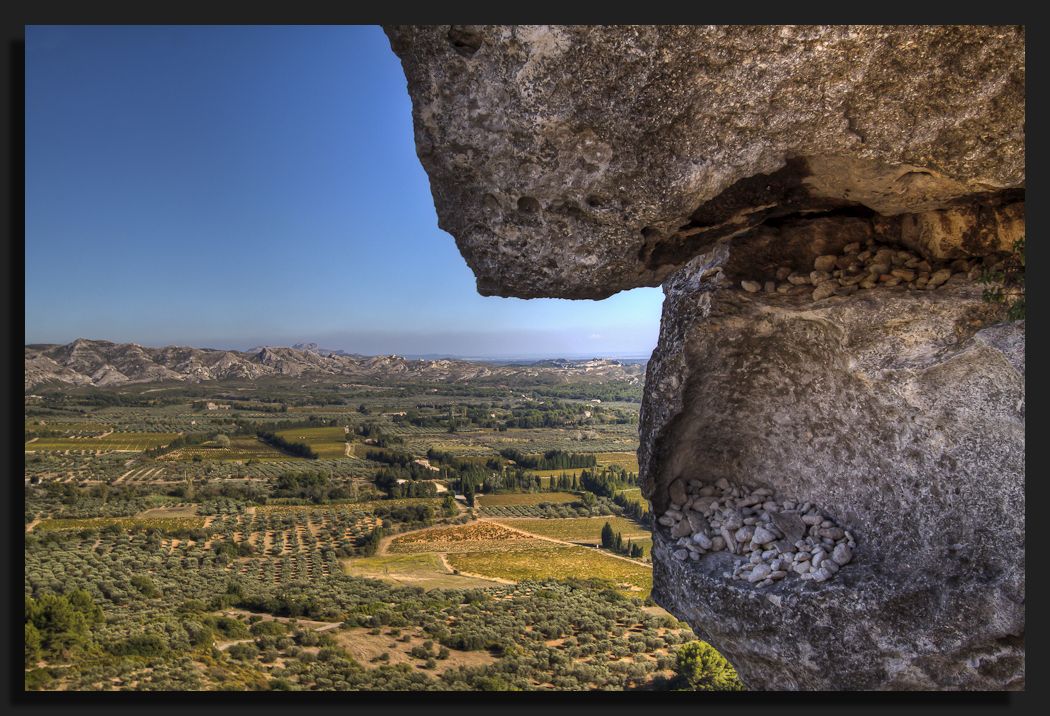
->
[600,521,615,549]
[24,623,42,666]
[441,493,457,517]
[675,641,744,691]
[25,590,102,659]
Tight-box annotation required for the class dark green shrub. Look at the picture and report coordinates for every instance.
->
[674,641,744,691]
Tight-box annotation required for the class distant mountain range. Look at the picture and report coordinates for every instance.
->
[24,339,645,391]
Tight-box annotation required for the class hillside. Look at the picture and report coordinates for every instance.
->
[24,339,645,392]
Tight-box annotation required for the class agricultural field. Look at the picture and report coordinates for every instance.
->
[388,522,541,554]
[343,553,502,590]
[26,432,181,453]
[475,492,579,506]
[490,516,648,544]
[476,493,625,519]
[401,434,499,458]
[160,435,293,461]
[25,451,133,484]
[21,373,747,693]
[274,426,349,458]
[468,426,640,454]
[35,515,207,534]
[445,545,653,598]
[596,451,640,473]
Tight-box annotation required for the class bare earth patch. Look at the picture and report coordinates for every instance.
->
[333,627,497,675]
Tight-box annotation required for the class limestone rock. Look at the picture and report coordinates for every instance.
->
[832,543,853,566]
[770,511,807,542]
[671,519,693,539]
[644,263,1024,690]
[751,525,778,546]
[669,478,687,505]
[686,511,710,534]
[386,25,1024,299]
[388,23,1025,691]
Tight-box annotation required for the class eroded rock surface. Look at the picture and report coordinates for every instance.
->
[386,24,1025,689]
[386,25,1024,299]
[642,244,1024,689]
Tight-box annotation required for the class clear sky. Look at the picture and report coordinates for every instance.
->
[25,25,663,359]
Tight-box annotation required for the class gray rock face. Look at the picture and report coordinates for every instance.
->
[387,24,1025,690]
[386,25,1023,299]
[643,252,1024,689]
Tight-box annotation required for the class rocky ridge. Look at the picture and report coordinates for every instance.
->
[24,339,643,392]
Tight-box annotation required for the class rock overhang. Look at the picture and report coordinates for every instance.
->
[385,24,1024,299]
[385,24,1025,690]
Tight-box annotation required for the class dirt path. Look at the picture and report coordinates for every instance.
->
[25,517,41,533]
[344,442,352,458]
[215,638,254,652]
[25,437,38,445]
[477,518,651,567]
[375,523,439,557]
[430,550,512,585]
[95,430,113,439]
[376,513,648,568]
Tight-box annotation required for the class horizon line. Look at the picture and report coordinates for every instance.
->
[25,337,652,363]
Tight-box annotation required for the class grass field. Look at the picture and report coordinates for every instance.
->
[342,553,503,590]
[446,544,652,598]
[161,436,292,461]
[491,516,648,544]
[475,492,579,507]
[596,451,640,473]
[273,426,348,458]
[616,488,651,513]
[26,432,181,453]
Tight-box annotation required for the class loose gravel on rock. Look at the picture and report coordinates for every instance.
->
[660,477,856,587]
[736,239,997,301]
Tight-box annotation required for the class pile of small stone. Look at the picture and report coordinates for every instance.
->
[657,477,855,588]
[736,239,984,301]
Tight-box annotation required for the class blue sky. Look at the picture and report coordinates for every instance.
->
[25,25,663,358]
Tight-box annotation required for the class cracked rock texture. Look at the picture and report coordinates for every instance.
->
[386,25,1025,689]
[385,25,1024,299]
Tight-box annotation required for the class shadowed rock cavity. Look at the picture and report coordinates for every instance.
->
[386,24,1025,689]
